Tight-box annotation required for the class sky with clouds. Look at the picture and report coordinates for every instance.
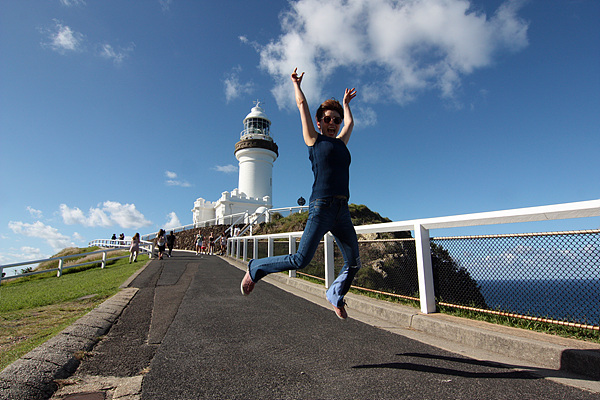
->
[1,0,598,271]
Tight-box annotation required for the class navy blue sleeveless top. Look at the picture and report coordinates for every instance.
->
[308,134,351,202]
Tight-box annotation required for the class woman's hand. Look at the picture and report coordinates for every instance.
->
[291,67,305,85]
[343,87,357,105]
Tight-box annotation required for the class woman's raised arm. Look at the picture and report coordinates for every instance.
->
[291,68,318,146]
[336,87,356,145]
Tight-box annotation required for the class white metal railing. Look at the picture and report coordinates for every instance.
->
[141,212,248,240]
[227,199,600,314]
[141,206,309,240]
[88,239,153,254]
[0,241,150,285]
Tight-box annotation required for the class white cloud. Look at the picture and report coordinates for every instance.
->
[224,65,255,103]
[8,221,74,252]
[163,212,182,231]
[159,0,173,12]
[165,170,192,187]
[27,206,43,219]
[60,201,152,229]
[98,43,135,65]
[60,0,86,6]
[254,0,528,109]
[40,19,133,65]
[0,247,48,266]
[213,164,238,174]
[13,246,46,261]
[103,201,151,228]
[41,20,85,54]
[354,106,377,128]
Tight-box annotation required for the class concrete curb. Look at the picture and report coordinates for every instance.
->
[0,287,139,400]
[223,256,600,381]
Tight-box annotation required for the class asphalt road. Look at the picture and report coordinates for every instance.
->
[53,252,598,399]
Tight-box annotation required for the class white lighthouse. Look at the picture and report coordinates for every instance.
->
[234,102,278,200]
[192,102,279,226]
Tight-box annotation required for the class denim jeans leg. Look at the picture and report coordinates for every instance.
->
[249,199,334,282]
[326,202,361,307]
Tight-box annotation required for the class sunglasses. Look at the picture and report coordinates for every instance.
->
[321,116,342,124]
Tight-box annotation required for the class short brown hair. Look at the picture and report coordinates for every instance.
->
[316,98,343,122]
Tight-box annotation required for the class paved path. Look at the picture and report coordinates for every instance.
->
[12,252,600,399]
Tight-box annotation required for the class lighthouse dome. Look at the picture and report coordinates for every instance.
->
[244,104,271,124]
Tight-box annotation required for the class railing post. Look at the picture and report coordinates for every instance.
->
[236,238,241,259]
[57,259,64,277]
[414,223,436,314]
[288,235,296,278]
[101,251,107,269]
[253,238,258,260]
[324,233,335,288]
[267,237,274,257]
[243,238,248,262]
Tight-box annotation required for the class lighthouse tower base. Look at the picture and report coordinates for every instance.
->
[192,189,271,227]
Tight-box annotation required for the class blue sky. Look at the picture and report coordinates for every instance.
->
[1,0,598,268]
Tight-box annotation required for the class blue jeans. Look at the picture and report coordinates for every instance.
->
[248,197,361,307]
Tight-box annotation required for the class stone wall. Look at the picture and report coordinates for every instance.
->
[167,225,232,252]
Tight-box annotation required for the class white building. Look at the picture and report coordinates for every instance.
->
[192,102,278,226]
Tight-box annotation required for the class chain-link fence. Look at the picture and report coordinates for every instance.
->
[430,230,600,329]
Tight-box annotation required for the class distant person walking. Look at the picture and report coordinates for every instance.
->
[156,229,167,260]
[167,230,176,257]
[241,68,360,320]
[195,233,203,255]
[129,233,140,263]
[208,232,215,255]
[220,234,227,255]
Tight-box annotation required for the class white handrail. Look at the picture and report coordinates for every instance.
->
[0,246,147,284]
[353,199,600,234]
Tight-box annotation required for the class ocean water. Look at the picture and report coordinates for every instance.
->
[477,279,600,326]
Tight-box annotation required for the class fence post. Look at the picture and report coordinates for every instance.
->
[288,235,296,278]
[243,238,248,262]
[57,259,64,277]
[236,238,241,259]
[324,233,335,288]
[253,238,258,260]
[268,237,274,257]
[414,223,436,314]
[101,251,107,269]
[0,265,4,285]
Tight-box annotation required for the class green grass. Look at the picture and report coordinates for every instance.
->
[0,254,148,371]
[437,305,600,343]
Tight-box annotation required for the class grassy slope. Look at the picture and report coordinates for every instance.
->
[0,252,148,371]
